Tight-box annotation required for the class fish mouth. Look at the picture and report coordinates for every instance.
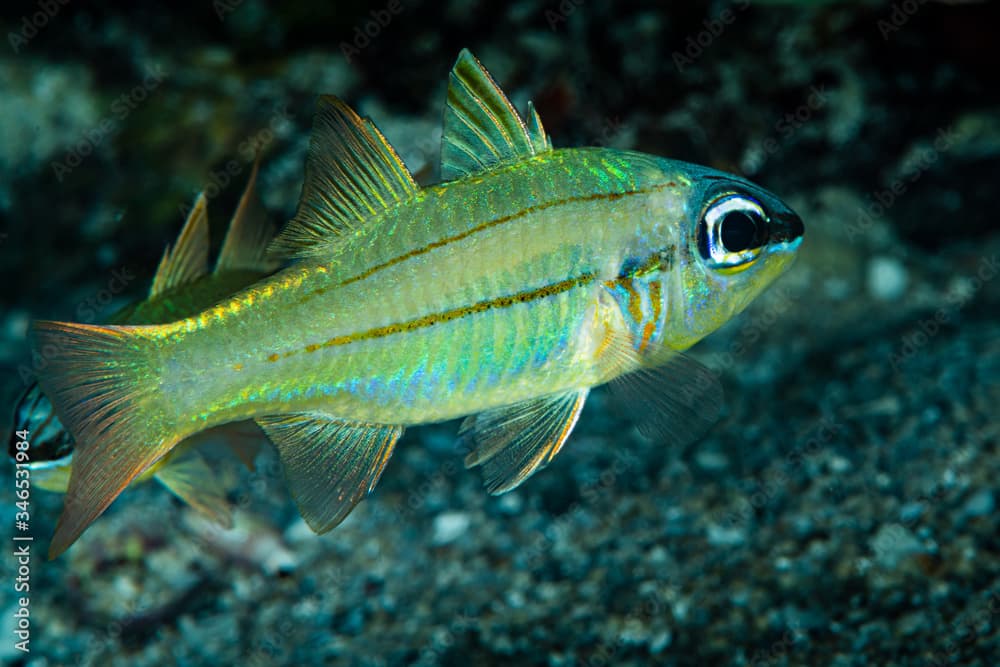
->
[769,210,804,246]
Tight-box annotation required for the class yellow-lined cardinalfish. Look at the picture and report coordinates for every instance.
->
[15,162,276,530]
[33,49,803,557]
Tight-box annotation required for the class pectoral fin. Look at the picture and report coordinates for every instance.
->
[461,389,588,494]
[608,353,723,446]
[592,310,724,447]
[256,413,403,533]
[154,449,234,529]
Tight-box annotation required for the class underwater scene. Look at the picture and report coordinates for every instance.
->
[0,1,997,665]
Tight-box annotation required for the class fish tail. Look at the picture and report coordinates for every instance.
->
[31,320,178,557]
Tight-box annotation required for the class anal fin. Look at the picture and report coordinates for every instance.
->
[218,421,267,472]
[256,413,403,533]
[461,389,588,494]
[31,458,73,493]
[154,448,234,529]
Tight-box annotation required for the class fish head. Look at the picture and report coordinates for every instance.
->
[653,161,804,350]
[9,383,76,491]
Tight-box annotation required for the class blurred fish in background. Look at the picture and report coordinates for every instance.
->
[9,161,276,528]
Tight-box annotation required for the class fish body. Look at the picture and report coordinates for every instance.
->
[109,268,271,326]
[12,163,275,518]
[33,50,803,556]
[146,148,795,428]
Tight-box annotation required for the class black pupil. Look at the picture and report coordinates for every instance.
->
[720,210,763,252]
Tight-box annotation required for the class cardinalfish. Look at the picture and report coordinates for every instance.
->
[33,49,804,557]
[14,162,276,528]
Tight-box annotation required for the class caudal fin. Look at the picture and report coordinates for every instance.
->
[31,320,177,557]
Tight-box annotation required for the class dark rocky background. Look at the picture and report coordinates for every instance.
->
[1,1,997,665]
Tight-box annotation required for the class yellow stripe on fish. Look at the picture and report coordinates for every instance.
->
[275,272,597,359]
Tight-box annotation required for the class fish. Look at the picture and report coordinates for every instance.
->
[32,49,804,557]
[13,161,277,529]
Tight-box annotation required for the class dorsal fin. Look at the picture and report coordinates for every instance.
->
[269,96,418,259]
[150,193,210,297]
[525,101,552,153]
[440,49,551,182]
[215,156,279,273]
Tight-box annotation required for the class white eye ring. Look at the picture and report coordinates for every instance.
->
[698,194,769,269]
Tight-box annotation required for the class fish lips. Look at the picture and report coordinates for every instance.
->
[769,209,805,246]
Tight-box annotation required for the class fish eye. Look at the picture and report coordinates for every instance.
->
[697,193,769,271]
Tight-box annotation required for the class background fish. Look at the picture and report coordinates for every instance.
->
[12,162,277,528]
[33,49,803,558]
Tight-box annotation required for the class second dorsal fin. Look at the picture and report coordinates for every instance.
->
[440,49,551,182]
[215,157,280,274]
[150,193,210,297]
[269,96,419,259]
